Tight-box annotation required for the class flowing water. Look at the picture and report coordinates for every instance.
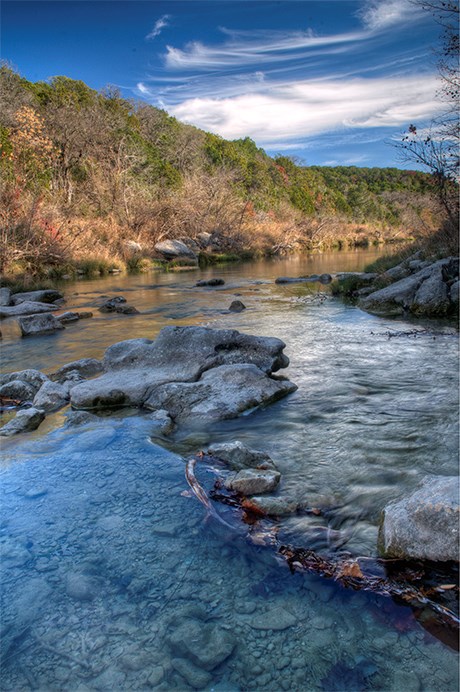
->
[1,250,459,691]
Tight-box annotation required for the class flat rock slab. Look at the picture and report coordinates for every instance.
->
[69,327,297,426]
[168,620,235,671]
[11,289,63,305]
[18,313,65,336]
[0,302,56,319]
[144,364,297,422]
[379,475,459,561]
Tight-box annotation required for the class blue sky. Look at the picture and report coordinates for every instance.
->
[2,0,443,168]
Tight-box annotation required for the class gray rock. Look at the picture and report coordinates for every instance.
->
[70,327,296,422]
[52,358,103,381]
[148,409,174,435]
[360,258,458,317]
[335,272,378,282]
[319,273,333,284]
[196,231,212,248]
[0,379,37,401]
[207,441,276,470]
[171,658,212,689]
[11,289,63,305]
[18,313,65,336]
[144,364,297,423]
[0,287,11,306]
[229,300,246,312]
[379,476,459,561]
[0,301,56,319]
[0,407,45,436]
[246,496,299,516]
[168,620,235,671]
[384,263,411,281]
[248,606,297,630]
[225,468,281,495]
[33,380,69,412]
[65,410,100,426]
[412,265,451,316]
[0,369,48,391]
[115,304,139,314]
[449,279,459,305]
[154,239,197,260]
[56,310,93,323]
[103,326,290,374]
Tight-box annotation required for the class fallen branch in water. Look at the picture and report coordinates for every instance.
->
[185,453,459,633]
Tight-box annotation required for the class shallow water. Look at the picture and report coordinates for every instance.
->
[1,250,459,691]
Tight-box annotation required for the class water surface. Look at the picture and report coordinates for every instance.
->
[1,250,458,691]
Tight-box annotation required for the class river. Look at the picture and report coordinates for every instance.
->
[1,249,458,691]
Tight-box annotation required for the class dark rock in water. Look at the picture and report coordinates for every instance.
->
[321,659,377,691]
[229,300,246,312]
[196,278,225,286]
[225,468,281,495]
[115,304,140,314]
[98,296,128,313]
[319,273,332,284]
[275,276,312,284]
[18,313,65,337]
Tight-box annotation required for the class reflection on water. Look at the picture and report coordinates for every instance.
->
[1,250,459,690]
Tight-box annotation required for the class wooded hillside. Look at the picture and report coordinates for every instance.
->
[0,65,450,278]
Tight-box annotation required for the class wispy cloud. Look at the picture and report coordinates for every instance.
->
[169,75,442,145]
[146,14,171,41]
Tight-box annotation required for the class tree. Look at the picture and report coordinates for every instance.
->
[396,1,459,233]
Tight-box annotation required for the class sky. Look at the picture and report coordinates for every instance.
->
[1,0,444,168]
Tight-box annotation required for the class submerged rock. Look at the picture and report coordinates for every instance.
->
[168,619,235,670]
[245,495,299,516]
[206,440,276,470]
[225,468,281,495]
[379,476,459,561]
[196,278,225,287]
[248,606,297,630]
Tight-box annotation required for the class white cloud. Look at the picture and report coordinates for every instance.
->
[359,0,421,31]
[146,14,171,41]
[168,75,442,144]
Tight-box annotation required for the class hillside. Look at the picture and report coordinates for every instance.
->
[0,65,450,279]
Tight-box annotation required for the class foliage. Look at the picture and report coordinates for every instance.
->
[0,64,452,277]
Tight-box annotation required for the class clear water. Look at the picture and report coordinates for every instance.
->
[1,250,459,691]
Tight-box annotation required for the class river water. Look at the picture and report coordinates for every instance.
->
[1,250,458,691]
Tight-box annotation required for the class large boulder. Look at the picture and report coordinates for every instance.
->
[11,289,63,305]
[0,302,56,319]
[18,313,65,337]
[359,258,458,317]
[154,240,197,261]
[69,327,297,423]
[379,476,459,562]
